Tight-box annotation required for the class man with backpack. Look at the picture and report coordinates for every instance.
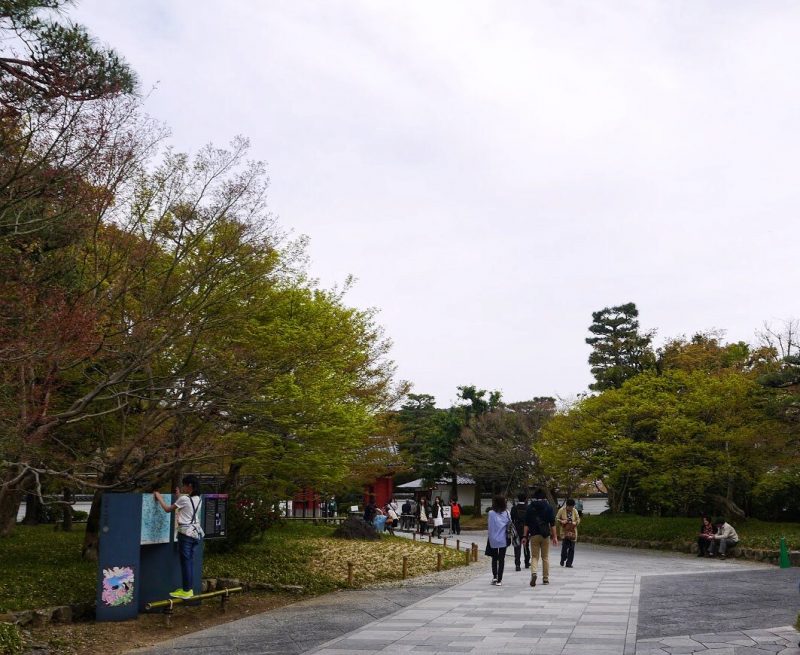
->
[510,492,530,571]
[521,489,558,587]
[450,497,462,535]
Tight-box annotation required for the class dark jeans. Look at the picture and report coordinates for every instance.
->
[178,533,199,592]
[419,521,427,534]
[490,546,507,582]
[560,538,575,566]
[514,540,530,567]
[451,517,461,534]
[697,536,713,556]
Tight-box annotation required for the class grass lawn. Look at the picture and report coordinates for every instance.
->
[0,527,94,613]
[0,523,464,613]
[579,514,800,550]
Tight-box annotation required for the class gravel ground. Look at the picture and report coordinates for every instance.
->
[362,559,486,589]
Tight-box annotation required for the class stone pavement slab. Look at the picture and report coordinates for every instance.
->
[129,538,800,655]
[307,544,782,655]
[129,584,478,655]
[637,568,800,639]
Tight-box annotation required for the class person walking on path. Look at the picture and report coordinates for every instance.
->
[575,498,584,517]
[487,495,511,586]
[153,475,203,599]
[522,489,557,587]
[431,497,444,538]
[556,498,580,568]
[709,517,739,559]
[510,492,530,571]
[417,497,429,535]
[450,497,462,535]
[697,515,715,557]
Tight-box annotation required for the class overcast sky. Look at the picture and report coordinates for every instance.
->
[74,1,799,406]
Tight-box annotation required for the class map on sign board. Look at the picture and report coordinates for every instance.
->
[140,493,171,544]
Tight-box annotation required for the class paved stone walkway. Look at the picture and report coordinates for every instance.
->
[307,543,799,655]
[132,536,800,655]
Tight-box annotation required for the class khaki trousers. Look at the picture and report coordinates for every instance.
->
[530,534,550,582]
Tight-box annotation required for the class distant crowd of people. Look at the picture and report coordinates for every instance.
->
[363,492,743,589]
[362,495,463,537]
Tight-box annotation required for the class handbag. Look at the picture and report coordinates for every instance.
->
[506,511,520,548]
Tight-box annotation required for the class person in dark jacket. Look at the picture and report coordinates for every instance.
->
[510,492,530,571]
[363,496,378,524]
[431,497,444,538]
[522,489,558,587]
[401,499,412,531]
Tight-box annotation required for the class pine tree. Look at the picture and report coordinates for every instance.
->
[586,302,655,391]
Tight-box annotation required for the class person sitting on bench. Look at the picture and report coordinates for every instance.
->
[708,517,739,559]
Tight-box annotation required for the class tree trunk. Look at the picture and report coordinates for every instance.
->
[712,494,746,520]
[473,480,482,517]
[22,492,42,525]
[60,488,73,532]
[81,490,103,560]
[0,487,23,537]
[222,462,242,494]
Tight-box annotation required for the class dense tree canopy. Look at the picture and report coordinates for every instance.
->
[547,325,800,520]
[0,1,406,542]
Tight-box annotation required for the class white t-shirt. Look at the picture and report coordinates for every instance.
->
[175,495,202,538]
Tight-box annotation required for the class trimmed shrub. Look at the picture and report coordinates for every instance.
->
[332,516,380,541]
[72,510,89,522]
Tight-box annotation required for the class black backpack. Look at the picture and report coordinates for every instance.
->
[527,502,551,538]
[510,503,527,530]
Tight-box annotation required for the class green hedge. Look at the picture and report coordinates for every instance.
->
[580,514,800,550]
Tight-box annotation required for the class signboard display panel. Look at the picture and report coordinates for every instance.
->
[202,493,228,539]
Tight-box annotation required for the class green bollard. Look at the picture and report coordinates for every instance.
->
[779,536,791,569]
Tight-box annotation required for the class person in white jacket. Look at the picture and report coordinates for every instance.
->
[708,518,739,559]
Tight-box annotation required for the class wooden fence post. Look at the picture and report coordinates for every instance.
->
[472,543,478,562]
[464,549,470,566]
[402,556,408,579]
[456,539,460,551]
[437,552,442,572]
[428,534,432,544]
[443,537,448,548]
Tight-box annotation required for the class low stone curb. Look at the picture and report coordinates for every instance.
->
[0,602,93,628]
[580,535,800,565]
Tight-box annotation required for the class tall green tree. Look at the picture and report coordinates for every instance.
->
[1,0,135,108]
[586,302,655,391]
